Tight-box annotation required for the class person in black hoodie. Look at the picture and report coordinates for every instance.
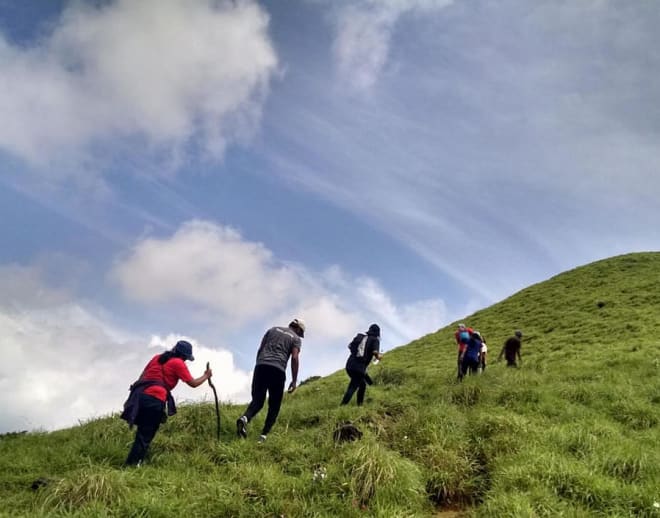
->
[340,324,382,406]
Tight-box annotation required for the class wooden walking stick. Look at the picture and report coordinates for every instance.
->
[206,362,220,441]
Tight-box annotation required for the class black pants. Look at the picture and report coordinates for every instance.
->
[459,357,480,380]
[341,369,371,406]
[243,364,286,435]
[125,394,164,466]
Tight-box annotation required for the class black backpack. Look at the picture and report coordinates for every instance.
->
[349,334,368,357]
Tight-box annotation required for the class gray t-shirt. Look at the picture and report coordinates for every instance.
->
[256,326,302,372]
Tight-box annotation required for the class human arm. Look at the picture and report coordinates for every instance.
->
[369,335,383,361]
[186,366,212,388]
[372,340,383,361]
[288,347,300,393]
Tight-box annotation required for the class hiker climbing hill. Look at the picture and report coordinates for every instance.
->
[458,330,483,381]
[498,330,523,367]
[340,324,382,406]
[236,318,304,443]
[121,340,212,467]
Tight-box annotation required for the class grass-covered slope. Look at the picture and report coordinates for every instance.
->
[2,252,660,517]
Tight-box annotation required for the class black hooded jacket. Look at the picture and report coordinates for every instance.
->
[346,331,380,373]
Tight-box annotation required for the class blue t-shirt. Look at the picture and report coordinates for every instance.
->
[464,337,482,362]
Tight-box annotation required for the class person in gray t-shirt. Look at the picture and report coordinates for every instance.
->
[236,318,304,442]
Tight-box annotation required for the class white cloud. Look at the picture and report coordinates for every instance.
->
[0,265,251,433]
[112,219,448,374]
[332,0,453,90]
[112,220,301,323]
[0,0,277,169]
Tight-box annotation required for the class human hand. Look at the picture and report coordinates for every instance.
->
[287,381,297,393]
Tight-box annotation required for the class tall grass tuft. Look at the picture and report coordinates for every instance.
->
[340,441,426,511]
[41,466,128,512]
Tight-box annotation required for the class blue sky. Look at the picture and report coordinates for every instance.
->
[1,0,658,432]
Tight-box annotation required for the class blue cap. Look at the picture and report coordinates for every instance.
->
[174,340,194,361]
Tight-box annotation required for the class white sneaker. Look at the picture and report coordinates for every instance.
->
[258,434,267,443]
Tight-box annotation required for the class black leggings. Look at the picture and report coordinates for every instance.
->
[341,369,371,406]
[125,394,164,466]
[243,364,286,435]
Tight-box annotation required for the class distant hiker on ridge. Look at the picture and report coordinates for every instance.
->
[236,318,304,443]
[459,330,483,380]
[340,324,382,406]
[498,330,523,367]
[122,340,212,467]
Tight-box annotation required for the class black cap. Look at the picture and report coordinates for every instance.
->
[174,340,194,361]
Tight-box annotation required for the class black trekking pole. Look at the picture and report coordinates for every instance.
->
[206,362,220,441]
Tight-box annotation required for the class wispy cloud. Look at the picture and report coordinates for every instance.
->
[267,0,660,300]
[331,0,453,90]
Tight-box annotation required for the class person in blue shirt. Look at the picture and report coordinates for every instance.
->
[459,330,483,381]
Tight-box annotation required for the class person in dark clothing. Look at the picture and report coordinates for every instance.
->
[124,340,212,466]
[341,324,382,406]
[459,330,483,380]
[498,330,523,367]
[236,318,304,442]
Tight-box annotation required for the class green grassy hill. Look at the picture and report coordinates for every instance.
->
[2,252,660,517]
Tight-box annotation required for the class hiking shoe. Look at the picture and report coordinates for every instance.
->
[236,416,248,438]
[258,434,267,444]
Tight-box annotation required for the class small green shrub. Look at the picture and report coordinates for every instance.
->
[450,385,482,406]
[373,366,408,386]
[610,401,658,430]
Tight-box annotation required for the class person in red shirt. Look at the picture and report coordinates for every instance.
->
[454,324,472,379]
[125,340,212,466]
